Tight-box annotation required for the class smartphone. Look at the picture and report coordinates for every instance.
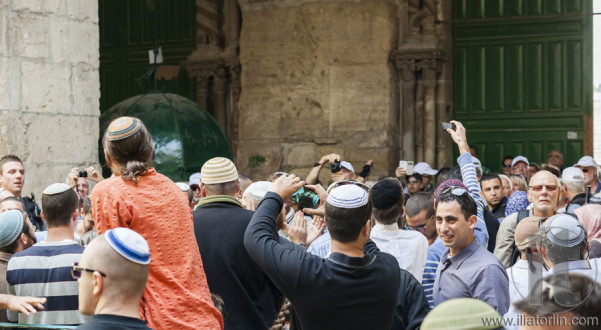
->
[399,161,414,176]
[442,122,455,131]
[290,187,320,209]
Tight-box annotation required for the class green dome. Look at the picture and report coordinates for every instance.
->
[99,92,233,182]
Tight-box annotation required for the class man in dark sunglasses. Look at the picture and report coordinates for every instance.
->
[574,156,601,194]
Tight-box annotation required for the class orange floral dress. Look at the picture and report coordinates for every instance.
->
[91,168,223,330]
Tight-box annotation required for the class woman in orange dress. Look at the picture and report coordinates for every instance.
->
[91,116,223,330]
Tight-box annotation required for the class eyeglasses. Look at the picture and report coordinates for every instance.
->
[581,168,590,173]
[327,180,371,194]
[190,185,200,192]
[408,179,420,184]
[502,164,511,168]
[439,186,468,197]
[71,262,107,280]
[405,215,434,233]
[530,185,558,192]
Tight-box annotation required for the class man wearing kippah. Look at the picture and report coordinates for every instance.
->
[7,183,88,325]
[244,175,400,329]
[193,157,282,329]
[75,228,151,329]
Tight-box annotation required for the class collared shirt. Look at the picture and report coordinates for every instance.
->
[370,223,428,282]
[307,231,331,258]
[433,239,510,315]
[545,259,601,285]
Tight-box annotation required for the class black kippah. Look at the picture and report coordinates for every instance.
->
[371,179,402,209]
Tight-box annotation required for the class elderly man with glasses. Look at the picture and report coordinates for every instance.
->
[574,156,601,194]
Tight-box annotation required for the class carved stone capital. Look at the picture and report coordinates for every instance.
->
[213,67,228,92]
[182,59,223,81]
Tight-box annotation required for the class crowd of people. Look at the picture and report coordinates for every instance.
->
[0,117,599,329]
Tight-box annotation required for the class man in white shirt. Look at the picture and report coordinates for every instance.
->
[369,178,428,281]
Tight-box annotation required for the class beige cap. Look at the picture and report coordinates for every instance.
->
[201,157,238,184]
[515,216,542,250]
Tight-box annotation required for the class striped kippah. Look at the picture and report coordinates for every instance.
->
[105,228,150,265]
[201,157,238,184]
[327,184,369,208]
[106,117,143,141]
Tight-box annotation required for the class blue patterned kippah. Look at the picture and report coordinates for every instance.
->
[0,210,24,248]
[105,227,150,265]
[327,184,369,208]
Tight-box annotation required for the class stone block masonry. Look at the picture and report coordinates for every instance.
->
[0,0,99,198]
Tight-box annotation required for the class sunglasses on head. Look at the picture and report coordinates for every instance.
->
[439,186,468,197]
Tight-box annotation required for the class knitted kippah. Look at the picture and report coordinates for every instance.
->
[545,214,586,248]
[201,157,238,184]
[0,210,24,248]
[105,228,150,265]
[327,184,368,208]
[43,183,71,195]
[106,117,143,141]
[421,298,502,330]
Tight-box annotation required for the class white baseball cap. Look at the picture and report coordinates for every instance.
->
[511,156,529,167]
[188,172,201,186]
[574,156,598,168]
[561,167,584,182]
[340,161,354,173]
[414,162,438,176]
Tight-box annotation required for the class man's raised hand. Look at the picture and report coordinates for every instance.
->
[446,120,470,155]
[270,174,304,201]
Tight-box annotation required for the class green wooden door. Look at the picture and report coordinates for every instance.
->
[453,0,592,172]
[99,0,196,113]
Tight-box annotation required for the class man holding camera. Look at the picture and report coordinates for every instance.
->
[305,153,372,185]
[68,167,103,203]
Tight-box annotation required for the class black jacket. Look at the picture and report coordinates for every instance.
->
[193,198,282,330]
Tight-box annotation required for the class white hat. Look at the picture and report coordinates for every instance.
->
[105,227,150,265]
[414,162,438,176]
[545,214,586,248]
[574,156,598,168]
[201,157,238,184]
[471,156,482,170]
[561,167,584,182]
[43,183,71,195]
[188,172,201,186]
[326,184,368,208]
[511,156,529,167]
[340,161,354,173]
[176,182,190,191]
[243,181,272,200]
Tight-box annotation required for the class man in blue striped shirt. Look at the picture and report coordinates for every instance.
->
[7,183,88,325]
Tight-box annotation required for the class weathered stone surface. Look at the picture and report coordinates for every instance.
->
[0,58,20,110]
[67,0,98,22]
[11,0,44,12]
[11,14,49,58]
[282,142,316,166]
[238,1,397,177]
[51,19,99,66]
[21,60,71,113]
[72,63,100,115]
[235,141,283,180]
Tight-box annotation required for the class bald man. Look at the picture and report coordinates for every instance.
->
[75,228,151,329]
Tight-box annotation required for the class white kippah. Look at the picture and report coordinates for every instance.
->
[43,183,71,195]
[545,214,586,248]
[243,181,272,199]
[105,227,150,265]
[176,182,190,191]
[326,184,368,208]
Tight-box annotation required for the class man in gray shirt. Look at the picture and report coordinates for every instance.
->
[433,121,510,315]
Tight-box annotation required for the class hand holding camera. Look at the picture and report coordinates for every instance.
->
[444,120,470,154]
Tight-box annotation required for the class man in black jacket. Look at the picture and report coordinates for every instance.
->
[245,175,401,330]
[193,157,282,329]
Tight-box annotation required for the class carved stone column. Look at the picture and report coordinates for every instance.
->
[212,67,228,132]
[194,74,210,109]
[417,56,443,166]
[227,63,241,156]
[391,52,417,162]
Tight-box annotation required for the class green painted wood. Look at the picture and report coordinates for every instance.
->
[99,0,196,113]
[453,0,592,173]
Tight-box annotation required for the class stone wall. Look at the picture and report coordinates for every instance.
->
[0,0,99,198]
[237,0,399,182]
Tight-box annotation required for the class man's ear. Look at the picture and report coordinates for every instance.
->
[72,210,78,221]
[527,189,533,203]
[41,212,46,221]
[363,219,371,237]
[237,179,241,194]
[468,214,477,230]
[92,272,104,297]
[200,183,207,197]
